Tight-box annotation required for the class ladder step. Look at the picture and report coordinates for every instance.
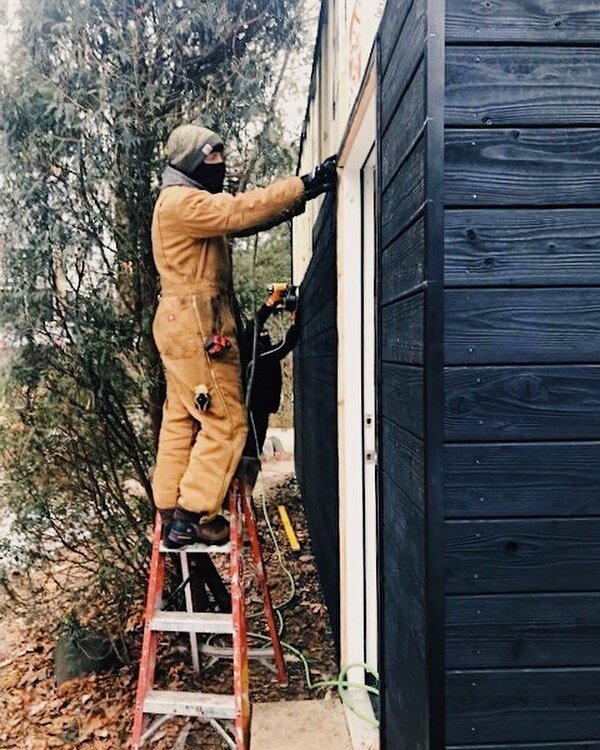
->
[143,689,235,719]
[159,541,231,554]
[150,611,233,634]
[200,643,275,660]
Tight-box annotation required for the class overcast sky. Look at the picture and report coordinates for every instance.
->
[0,0,19,63]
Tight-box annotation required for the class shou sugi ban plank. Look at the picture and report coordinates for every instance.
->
[380,559,427,749]
[299,298,336,345]
[445,208,600,287]
[380,0,415,75]
[381,61,426,190]
[381,292,424,364]
[299,323,335,356]
[381,136,426,250]
[445,441,600,518]
[445,365,600,441]
[446,668,600,744]
[445,287,600,365]
[298,256,335,317]
[446,592,600,668]
[446,47,600,126]
[295,353,336,384]
[381,362,424,438]
[300,320,337,357]
[445,517,600,594]
[382,416,425,508]
[311,192,335,250]
[445,129,600,207]
[446,0,600,44]
[381,216,425,303]
[380,0,426,131]
[382,471,426,584]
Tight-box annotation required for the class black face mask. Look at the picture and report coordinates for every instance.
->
[191,161,226,194]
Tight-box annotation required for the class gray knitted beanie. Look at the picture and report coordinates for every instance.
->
[165,124,223,175]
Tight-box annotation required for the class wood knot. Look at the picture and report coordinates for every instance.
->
[447,394,475,415]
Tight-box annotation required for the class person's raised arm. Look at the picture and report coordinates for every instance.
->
[176,155,338,239]
[177,176,305,238]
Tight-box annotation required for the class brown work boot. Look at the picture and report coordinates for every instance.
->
[164,513,230,549]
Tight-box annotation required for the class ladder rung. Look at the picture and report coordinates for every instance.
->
[159,541,231,554]
[200,643,275,659]
[150,611,233,634]
[143,689,235,719]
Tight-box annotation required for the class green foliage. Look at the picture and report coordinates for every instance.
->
[0,0,305,633]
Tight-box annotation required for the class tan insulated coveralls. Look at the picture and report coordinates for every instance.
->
[151,176,305,516]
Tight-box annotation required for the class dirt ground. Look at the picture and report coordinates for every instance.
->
[0,457,339,749]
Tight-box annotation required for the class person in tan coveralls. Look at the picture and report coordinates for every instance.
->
[151,123,337,548]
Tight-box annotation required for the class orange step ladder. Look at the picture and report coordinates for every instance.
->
[131,478,287,749]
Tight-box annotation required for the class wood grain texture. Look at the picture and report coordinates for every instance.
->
[445,129,600,207]
[446,47,600,126]
[300,297,337,347]
[445,208,600,287]
[381,510,427,750]
[445,441,600,518]
[299,255,335,324]
[382,136,426,249]
[380,13,429,741]
[445,365,600,441]
[295,353,336,384]
[381,0,426,131]
[382,61,426,189]
[446,668,600,743]
[381,417,424,509]
[311,193,335,251]
[381,362,424,438]
[446,0,600,43]
[445,518,600,594]
[381,216,425,303]
[382,471,426,584]
[445,288,600,365]
[380,0,415,74]
[298,320,336,356]
[381,291,424,364]
[446,592,600,668]
[294,197,339,646]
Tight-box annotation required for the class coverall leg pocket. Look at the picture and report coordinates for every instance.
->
[152,298,202,359]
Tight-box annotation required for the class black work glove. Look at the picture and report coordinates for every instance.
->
[301,154,338,200]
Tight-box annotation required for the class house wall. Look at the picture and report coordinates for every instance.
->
[376,0,445,747]
[443,1,600,747]
[299,1,600,748]
[293,0,384,658]
[294,193,340,645]
[293,0,384,283]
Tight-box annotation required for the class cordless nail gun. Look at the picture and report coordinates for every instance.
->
[266,282,298,313]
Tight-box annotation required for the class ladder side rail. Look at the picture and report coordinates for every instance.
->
[230,480,251,750]
[242,484,289,687]
[132,513,167,750]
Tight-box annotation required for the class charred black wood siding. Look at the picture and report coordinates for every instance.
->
[377,0,445,747]
[294,193,339,647]
[443,2,600,749]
